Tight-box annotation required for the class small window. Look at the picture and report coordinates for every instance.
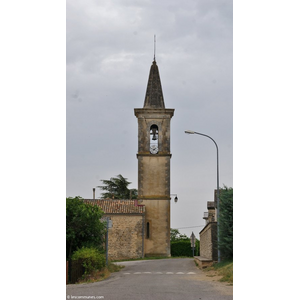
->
[146,222,150,239]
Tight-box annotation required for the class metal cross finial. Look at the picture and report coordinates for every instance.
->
[154,34,156,61]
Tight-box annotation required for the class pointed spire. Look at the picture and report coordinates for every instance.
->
[143,60,165,109]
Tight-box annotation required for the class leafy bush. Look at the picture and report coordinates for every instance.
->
[171,240,199,257]
[66,197,105,259]
[72,247,106,275]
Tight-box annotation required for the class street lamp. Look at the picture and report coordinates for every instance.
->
[184,130,220,263]
[170,194,178,203]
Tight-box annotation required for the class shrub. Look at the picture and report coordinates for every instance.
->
[72,247,106,275]
[171,240,199,257]
[66,197,105,260]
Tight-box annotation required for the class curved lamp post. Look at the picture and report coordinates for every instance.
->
[185,130,220,262]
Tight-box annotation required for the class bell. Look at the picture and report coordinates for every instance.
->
[151,128,157,140]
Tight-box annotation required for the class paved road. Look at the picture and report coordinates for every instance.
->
[66,258,233,300]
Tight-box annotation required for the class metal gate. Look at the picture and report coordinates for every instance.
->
[67,259,85,284]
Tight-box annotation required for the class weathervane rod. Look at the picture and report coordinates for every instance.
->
[154,34,156,61]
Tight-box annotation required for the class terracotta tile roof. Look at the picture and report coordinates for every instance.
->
[83,199,145,214]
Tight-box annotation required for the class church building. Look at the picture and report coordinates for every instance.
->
[134,59,174,257]
[85,58,174,260]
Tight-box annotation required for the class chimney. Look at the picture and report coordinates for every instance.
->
[93,188,95,199]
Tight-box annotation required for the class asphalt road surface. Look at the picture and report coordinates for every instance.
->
[66,258,233,300]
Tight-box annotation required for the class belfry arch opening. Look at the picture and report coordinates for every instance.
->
[150,124,158,153]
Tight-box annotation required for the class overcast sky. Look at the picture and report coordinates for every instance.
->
[66,0,233,237]
[2,0,300,298]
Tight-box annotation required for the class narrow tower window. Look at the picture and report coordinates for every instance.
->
[150,124,158,154]
[146,222,150,239]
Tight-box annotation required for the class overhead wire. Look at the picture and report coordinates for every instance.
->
[173,225,205,229]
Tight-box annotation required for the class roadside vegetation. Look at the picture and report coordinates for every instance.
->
[68,246,124,284]
[204,260,233,284]
[204,186,233,284]
[219,186,233,260]
[66,196,106,260]
[76,262,124,284]
[170,228,199,257]
[66,197,108,284]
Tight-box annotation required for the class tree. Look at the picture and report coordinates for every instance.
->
[218,186,233,259]
[170,228,189,242]
[66,196,106,259]
[98,174,138,199]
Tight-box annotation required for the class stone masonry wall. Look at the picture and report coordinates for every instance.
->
[106,214,144,261]
[142,199,170,257]
[200,222,217,261]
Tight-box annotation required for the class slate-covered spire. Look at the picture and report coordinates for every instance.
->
[143,60,165,109]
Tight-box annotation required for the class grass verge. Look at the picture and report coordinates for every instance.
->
[76,262,124,284]
[205,259,233,284]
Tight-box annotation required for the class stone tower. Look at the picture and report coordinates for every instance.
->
[134,60,174,257]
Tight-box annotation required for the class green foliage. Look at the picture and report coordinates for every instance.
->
[170,228,199,257]
[72,247,106,275]
[66,196,105,259]
[170,228,189,242]
[218,186,233,259]
[171,240,200,257]
[98,174,138,199]
[207,259,233,284]
[213,258,233,270]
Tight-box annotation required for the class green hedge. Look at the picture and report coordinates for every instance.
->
[219,186,233,260]
[71,247,106,275]
[171,240,199,257]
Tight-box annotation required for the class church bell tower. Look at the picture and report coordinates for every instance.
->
[134,59,174,257]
